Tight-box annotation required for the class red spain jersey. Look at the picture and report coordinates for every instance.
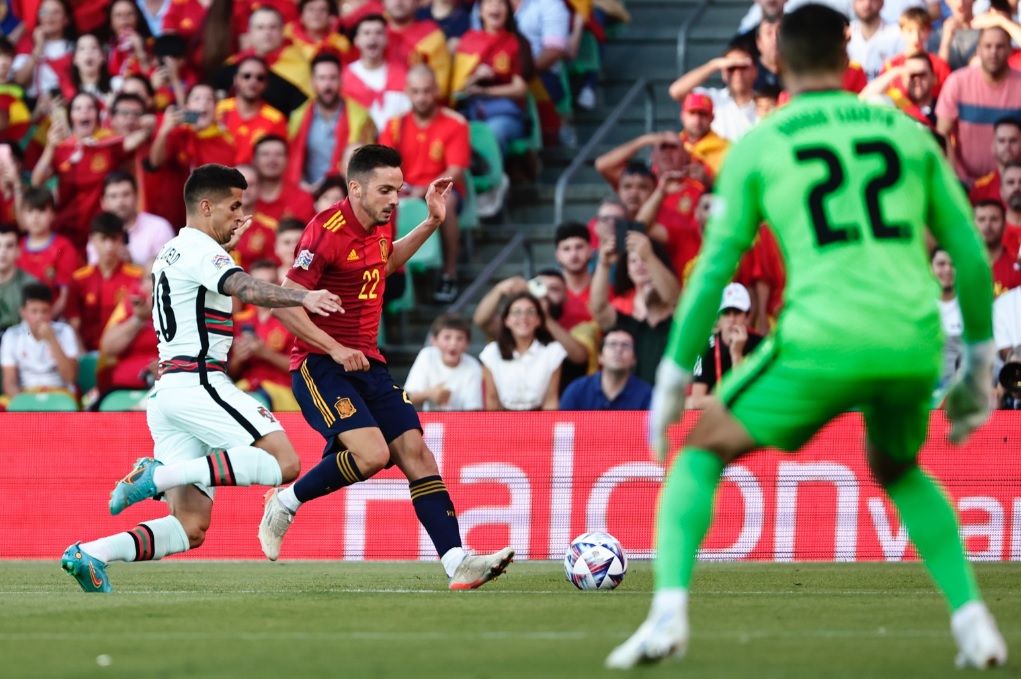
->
[65,262,143,350]
[16,234,81,297]
[969,169,1002,205]
[215,98,289,165]
[882,53,951,99]
[992,248,1021,298]
[254,182,316,229]
[230,215,277,270]
[656,180,707,279]
[379,108,470,190]
[52,132,131,252]
[285,198,394,370]
[233,305,294,388]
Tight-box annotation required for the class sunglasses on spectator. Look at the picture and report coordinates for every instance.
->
[239,72,267,82]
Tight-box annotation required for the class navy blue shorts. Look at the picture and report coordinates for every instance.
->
[292,354,421,457]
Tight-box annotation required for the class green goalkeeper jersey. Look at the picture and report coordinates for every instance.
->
[665,90,993,378]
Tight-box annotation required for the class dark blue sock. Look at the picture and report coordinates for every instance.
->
[293,450,363,502]
[410,475,462,556]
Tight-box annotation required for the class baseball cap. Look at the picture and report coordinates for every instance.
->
[683,92,713,115]
[719,283,751,312]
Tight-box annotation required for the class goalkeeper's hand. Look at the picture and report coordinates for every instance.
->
[648,359,692,463]
[944,340,995,445]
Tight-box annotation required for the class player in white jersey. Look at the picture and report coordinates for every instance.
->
[61,164,342,592]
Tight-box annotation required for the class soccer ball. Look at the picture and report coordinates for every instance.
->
[564,531,628,590]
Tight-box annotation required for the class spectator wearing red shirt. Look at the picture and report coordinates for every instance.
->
[970,117,1021,205]
[231,163,278,271]
[97,265,158,395]
[15,186,79,317]
[229,259,298,410]
[379,64,469,302]
[231,6,314,102]
[11,0,75,99]
[65,212,142,351]
[1003,162,1021,254]
[936,27,1021,184]
[288,53,376,191]
[252,134,316,230]
[0,39,31,145]
[860,52,938,128]
[104,0,154,83]
[880,8,951,98]
[342,14,410,132]
[976,199,1021,297]
[215,56,290,165]
[29,92,148,252]
[384,0,452,98]
[285,0,352,66]
[150,83,237,183]
[552,221,592,331]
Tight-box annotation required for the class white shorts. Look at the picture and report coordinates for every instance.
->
[147,372,284,498]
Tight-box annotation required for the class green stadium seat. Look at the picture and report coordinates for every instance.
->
[568,31,602,76]
[384,268,415,343]
[7,391,79,412]
[468,121,504,194]
[77,351,99,395]
[507,94,543,157]
[398,197,442,273]
[98,389,150,411]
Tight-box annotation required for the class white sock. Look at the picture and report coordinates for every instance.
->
[81,533,136,564]
[152,447,283,492]
[276,485,301,513]
[441,547,467,578]
[651,588,689,615]
[80,515,190,563]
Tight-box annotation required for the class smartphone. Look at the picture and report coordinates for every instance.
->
[614,219,645,258]
[182,110,201,124]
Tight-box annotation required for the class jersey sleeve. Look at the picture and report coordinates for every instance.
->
[922,136,993,343]
[403,347,432,393]
[285,225,336,290]
[664,138,763,372]
[192,239,244,294]
[55,241,82,287]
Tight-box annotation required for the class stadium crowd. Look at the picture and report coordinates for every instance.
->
[0,0,1019,412]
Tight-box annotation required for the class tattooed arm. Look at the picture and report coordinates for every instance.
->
[222,271,343,316]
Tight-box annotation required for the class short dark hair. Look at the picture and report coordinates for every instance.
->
[347,144,402,182]
[103,169,137,194]
[300,0,337,13]
[111,92,147,114]
[183,164,248,212]
[235,55,269,75]
[314,173,348,203]
[90,211,126,239]
[249,258,278,273]
[21,186,55,211]
[253,134,288,155]
[122,73,155,100]
[311,51,342,74]
[535,267,565,282]
[994,116,1021,134]
[0,223,19,241]
[752,83,783,99]
[351,13,387,39]
[779,4,849,77]
[0,36,15,57]
[974,199,1006,217]
[429,312,471,339]
[904,51,935,71]
[554,221,589,246]
[930,246,948,262]
[620,162,654,182]
[22,281,52,306]
[1004,160,1021,174]
[277,217,306,234]
[600,326,636,351]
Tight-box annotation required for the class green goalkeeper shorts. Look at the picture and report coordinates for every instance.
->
[715,335,938,460]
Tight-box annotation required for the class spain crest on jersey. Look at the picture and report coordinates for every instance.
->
[379,239,389,264]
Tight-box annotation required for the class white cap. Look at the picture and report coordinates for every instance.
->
[719,283,751,312]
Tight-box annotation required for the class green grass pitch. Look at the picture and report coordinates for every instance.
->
[1,561,1019,678]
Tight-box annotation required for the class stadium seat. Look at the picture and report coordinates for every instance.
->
[468,122,504,194]
[397,197,442,273]
[77,351,99,395]
[98,389,150,411]
[7,391,79,412]
[568,31,602,77]
[507,94,543,157]
[384,267,415,342]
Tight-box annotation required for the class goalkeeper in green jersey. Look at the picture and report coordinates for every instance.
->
[606,4,1007,671]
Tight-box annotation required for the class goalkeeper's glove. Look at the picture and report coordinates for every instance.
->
[944,339,995,445]
[648,359,692,463]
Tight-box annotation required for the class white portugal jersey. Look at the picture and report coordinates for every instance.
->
[151,227,242,367]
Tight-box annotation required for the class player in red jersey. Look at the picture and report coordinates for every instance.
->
[261,144,514,589]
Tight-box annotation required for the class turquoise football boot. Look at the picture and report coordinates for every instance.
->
[61,543,112,593]
[109,457,162,515]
